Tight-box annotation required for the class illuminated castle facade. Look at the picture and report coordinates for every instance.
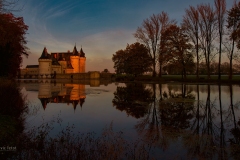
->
[22,45,86,78]
[38,45,86,78]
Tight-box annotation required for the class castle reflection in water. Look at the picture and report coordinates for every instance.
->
[19,79,109,110]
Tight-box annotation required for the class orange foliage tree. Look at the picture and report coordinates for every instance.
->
[0,13,28,78]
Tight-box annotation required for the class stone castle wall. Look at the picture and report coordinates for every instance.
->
[55,71,100,79]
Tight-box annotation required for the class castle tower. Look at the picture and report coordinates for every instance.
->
[79,47,86,73]
[38,47,52,78]
[70,45,80,73]
[58,53,67,73]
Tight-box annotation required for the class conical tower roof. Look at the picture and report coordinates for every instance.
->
[39,47,51,59]
[80,47,85,57]
[72,44,78,56]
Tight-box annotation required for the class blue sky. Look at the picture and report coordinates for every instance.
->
[16,0,235,72]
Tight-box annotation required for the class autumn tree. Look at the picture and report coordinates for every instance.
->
[215,0,226,80]
[198,4,217,79]
[226,1,240,79]
[182,6,200,79]
[160,24,194,79]
[112,42,152,76]
[0,13,28,78]
[112,49,126,74]
[134,12,175,77]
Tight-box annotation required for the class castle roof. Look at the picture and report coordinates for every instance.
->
[39,47,51,59]
[38,45,85,70]
[52,55,60,65]
[72,45,79,56]
[58,53,65,61]
[26,65,39,68]
[80,47,85,57]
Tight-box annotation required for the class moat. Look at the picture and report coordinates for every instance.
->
[14,80,240,159]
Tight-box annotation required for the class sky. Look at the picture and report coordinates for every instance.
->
[15,0,236,72]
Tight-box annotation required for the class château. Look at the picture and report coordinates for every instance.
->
[21,45,86,78]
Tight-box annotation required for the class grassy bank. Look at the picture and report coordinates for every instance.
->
[114,74,240,83]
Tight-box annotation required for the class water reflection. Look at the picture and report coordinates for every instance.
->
[140,84,240,159]
[0,80,28,158]
[112,83,153,118]
[111,82,240,159]
[38,82,86,110]
[19,79,111,110]
[13,81,240,159]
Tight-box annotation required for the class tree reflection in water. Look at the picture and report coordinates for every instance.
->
[183,84,219,159]
[112,83,153,118]
[135,83,195,155]
[119,83,240,159]
[1,81,240,159]
[228,85,240,159]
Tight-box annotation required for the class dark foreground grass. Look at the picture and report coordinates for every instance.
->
[10,123,156,160]
[1,118,239,160]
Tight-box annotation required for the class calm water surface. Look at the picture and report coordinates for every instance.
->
[19,80,240,159]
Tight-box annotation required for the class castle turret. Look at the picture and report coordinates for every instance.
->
[38,47,52,78]
[79,47,86,73]
[70,45,80,73]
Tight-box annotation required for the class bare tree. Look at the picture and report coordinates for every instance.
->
[222,32,239,79]
[158,12,176,77]
[182,6,200,79]
[226,1,240,80]
[215,0,226,80]
[134,12,175,77]
[198,4,217,79]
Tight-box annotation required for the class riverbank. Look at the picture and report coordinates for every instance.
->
[114,74,240,84]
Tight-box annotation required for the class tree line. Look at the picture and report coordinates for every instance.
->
[113,0,240,80]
